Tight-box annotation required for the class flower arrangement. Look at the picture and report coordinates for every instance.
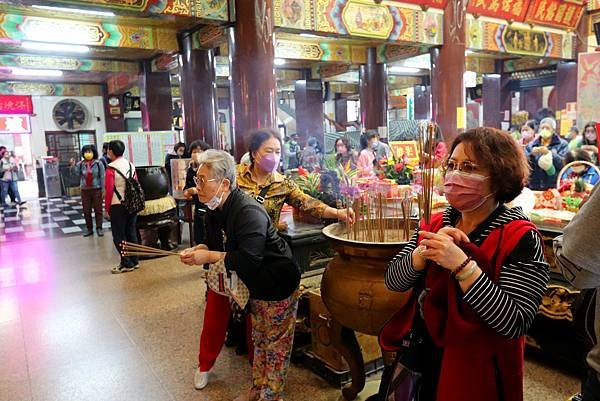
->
[295,166,322,198]
[378,153,413,185]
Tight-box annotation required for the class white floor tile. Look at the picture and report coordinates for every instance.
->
[61,226,82,234]
[24,231,46,239]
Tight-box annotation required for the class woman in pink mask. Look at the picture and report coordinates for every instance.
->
[382,127,548,401]
[518,119,537,148]
[192,128,354,392]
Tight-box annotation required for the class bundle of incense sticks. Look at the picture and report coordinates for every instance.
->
[417,121,437,225]
[120,241,180,258]
[345,191,414,243]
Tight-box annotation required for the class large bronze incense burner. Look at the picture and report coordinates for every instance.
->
[321,218,414,400]
[320,121,437,400]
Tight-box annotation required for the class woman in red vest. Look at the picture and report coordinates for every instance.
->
[383,127,549,401]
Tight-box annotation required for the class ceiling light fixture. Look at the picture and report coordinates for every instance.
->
[32,5,115,17]
[22,41,90,53]
[11,67,63,77]
[300,33,322,38]
[388,66,420,74]
[274,58,286,66]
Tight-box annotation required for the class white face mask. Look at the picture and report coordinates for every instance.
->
[205,179,225,210]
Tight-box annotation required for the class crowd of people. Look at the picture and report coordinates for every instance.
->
[513,112,598,191]
[83,130,354,400]
[0,145,26,209]
[4,117,597,400]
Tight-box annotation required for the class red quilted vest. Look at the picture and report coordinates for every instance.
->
[380,211,539,401]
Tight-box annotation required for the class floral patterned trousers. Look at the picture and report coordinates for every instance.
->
[250,290,299,401]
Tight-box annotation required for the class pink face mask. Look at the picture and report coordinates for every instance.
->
[443,170,493,212]
[257,153,280,173]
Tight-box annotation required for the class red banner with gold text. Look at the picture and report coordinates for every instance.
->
[526,0,585,29]
[0,95,33,114]
[468,0,531,22]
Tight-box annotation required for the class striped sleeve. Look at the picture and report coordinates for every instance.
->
[385,231,424,292]
[463,230,549,338]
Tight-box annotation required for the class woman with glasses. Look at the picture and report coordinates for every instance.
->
[191,128,355,392]
[382,127,549,401]
[180,150,300,401]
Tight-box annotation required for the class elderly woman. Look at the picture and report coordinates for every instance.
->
[525,117,568,190]
[181,150,300,401]
[193,128,354,391]
[383,127,549,401]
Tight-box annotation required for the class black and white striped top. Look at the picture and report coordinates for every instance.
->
[385,206,549,339]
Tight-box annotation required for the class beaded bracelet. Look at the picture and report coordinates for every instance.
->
[452,256,472,276]
[456,261,478,282]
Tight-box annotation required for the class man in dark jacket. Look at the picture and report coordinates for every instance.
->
[180,150,299,401]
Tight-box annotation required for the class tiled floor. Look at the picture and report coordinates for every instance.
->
[0,197,110,243]
[0,233,581,401]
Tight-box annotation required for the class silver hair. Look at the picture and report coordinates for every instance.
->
[197,149,237,190]
[540,117,557,130]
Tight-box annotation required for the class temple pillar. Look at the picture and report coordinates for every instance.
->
[334,96,347,125]
[413,85,431,120]
[430,0,468,141]
[228,0,277,160]
[179,34,219,147]
[359,47,387,130]
[295,79,324,146]
[555,61,578,113]
[102,85,125,132]
[139,61,172,131]
[482,73,511,129]
[520,88,543,121]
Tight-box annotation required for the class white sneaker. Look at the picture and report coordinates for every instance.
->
[194,370,209,390]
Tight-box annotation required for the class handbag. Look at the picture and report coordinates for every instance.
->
[378,279,427,401]
[204,228,250,309]
[378,314,426,401]
[205,259,250,309]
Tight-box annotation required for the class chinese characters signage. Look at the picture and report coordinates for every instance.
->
[467,0,531,22]
[466,17,574,59]
[0,114,31,134]
[389,141,419,165]
[501,26,548,56]
[20,17,106,45]
[0,95,33,114]
[341,0,395,40]
[274,0,443,45]
[526,0,585,29]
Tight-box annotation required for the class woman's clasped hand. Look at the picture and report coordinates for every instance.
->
[180,244,212,266]
[418,227,470,272]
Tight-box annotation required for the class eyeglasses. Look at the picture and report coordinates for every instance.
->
[442,159,480,174]
[193,176,217,188]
